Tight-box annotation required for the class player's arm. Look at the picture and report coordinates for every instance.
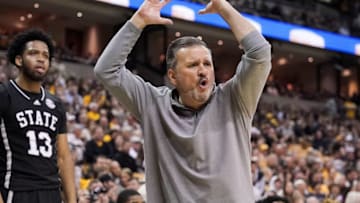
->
[57,133,76,203]
[0,84,8,203]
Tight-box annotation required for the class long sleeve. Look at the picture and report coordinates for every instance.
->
[228,30,272,118]
[94,21,151,120]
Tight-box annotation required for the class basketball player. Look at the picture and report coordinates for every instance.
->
[0,29,76,203]
[94,0,271,201]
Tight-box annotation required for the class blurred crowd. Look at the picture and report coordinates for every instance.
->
[187,0,360,37]
[251,100,360,203]
[1,32,360,203]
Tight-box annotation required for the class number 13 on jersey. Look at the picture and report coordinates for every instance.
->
[26,130,53,158]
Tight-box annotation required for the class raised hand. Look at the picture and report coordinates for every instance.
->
[199,0,255,42]
[131,0,173,29]
[198,0,227,15]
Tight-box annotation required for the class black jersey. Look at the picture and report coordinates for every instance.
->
[0,80,67,191]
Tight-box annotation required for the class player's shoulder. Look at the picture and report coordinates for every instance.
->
[0,81,10,95]
[43,89,65,107]
[44,89,59,101]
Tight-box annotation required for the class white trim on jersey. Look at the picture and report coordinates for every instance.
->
[40,86,45,101]
[6,190,13,203]
[10,80,29,100]
[10,80,45,101]
[1,119,12,189]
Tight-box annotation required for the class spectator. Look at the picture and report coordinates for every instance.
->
[117,189,144,203]
[84,126,113,163]
[88,179,109,203]
[345,181,360,203]
[99,173,122,203]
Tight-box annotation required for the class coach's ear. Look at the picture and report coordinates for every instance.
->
[167,68,177,86]
[15,55,23,67]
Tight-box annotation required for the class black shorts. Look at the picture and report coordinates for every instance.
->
[0,187,62,203]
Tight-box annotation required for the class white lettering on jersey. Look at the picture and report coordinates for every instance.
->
[49,115,57,131]
[24,110,34,125]
[16,112,28,128]
[43,112,51,127]
[35,110,44,126]
[15,110,59,131]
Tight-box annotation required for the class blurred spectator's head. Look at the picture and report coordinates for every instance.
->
[294,179,307,194]
[345,168,358,182]
[117,189,144,203]
[266,153,279,169]
[88,179,107,203]
[110,160,122,178]
[73,124,84,138]
[329,184,341,196]
[92,126,104,141]
[126,178,141,191]
[99,115,109,130]
[120,168,133,187]
[77,189,90,203]
[99,173,116,190]
[130,136,143,152]
[93,156,111,174]
[121,125,133,141]
[306,196,320,203]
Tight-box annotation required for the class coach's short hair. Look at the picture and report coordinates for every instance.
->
[166,36,210,70]
[7,29,54,67]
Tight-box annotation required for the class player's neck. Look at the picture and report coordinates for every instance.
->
[15,76,42,93]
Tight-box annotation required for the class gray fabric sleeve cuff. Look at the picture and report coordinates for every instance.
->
[127,21,143,34]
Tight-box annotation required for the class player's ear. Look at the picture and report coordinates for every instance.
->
[167,68,177,86]
[15,55,22,67]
